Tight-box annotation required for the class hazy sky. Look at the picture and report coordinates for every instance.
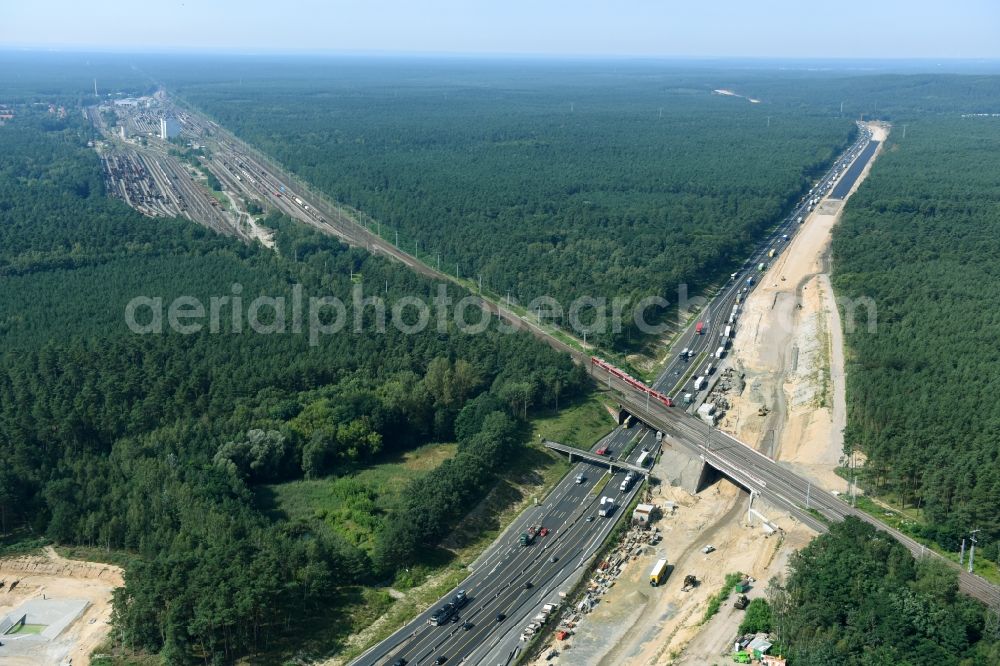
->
[4,0,999,59]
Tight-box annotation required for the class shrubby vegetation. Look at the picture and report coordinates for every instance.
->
[768,519,999,664]
[160,60,855,348]
[0,112,585,662]
[832,116,1000,558]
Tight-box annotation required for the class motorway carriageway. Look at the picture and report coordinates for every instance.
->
[829,139,880,199]
[652,124,874,403]
[358,426,659,666]
[599,364,1000,607]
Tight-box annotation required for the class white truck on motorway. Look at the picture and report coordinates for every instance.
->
[715,346,726,359]
[620,473,634,492]
[599,496,615,517]
[693,376,706,391]
[723,325,733,339]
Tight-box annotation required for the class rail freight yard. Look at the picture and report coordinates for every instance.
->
[88,93,272,243]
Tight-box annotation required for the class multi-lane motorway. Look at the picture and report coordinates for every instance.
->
[353,124,897,666]
[152,100,999,657]
[652,123,875,404]
[355,426,659,666]
[598,364,1000,607]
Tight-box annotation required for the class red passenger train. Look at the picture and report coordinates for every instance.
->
[590,357,674,408]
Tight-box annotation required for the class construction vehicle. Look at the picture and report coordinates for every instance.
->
[734,594,750,610]
[649,558,669,586]
[520,526,538,546]
[681,574,698,592]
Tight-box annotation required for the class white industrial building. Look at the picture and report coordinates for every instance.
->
[159,116,181,140]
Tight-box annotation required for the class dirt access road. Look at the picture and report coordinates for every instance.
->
[526,482,814,666]
[719,122,889,491]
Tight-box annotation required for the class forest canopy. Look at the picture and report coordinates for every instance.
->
[833,116,1000,559]
[157,60,857,348]
[0,110,586,662]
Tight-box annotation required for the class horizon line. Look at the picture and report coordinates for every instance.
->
[3,45,1000,63]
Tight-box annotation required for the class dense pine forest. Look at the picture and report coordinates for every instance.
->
[0,110,585,662]
[766,518,999,664]
[5,54,1000,664]
[833,117,1000,563]
[157,60,856,348]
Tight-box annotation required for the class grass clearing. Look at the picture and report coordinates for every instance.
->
[701,571,744,624]
[0,530,47,557]
[54,545,135,568]
[257,441,458,552]
[254,406,592,663]
[846,492,1000,585]
[334,443,573,663]
[530,390,616,450]
[833,466,1000,584]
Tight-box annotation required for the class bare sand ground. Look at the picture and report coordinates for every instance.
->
[527,483,814,666]
[525,123,889,665]
[0,547,122,666]
[719,122,888,491]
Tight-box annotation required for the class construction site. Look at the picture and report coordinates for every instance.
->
[521,473,809,666]
[0,547,122,666]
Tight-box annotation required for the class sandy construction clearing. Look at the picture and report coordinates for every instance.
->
[0,547,122,666]
[526,482,815,666]
[523,123,888,666]
[717,122,888,492]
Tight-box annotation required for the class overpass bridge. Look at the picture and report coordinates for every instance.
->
[591,363,1000,607]
[543,439,654,478]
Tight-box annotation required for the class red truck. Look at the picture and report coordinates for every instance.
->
[695,321,704,335]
